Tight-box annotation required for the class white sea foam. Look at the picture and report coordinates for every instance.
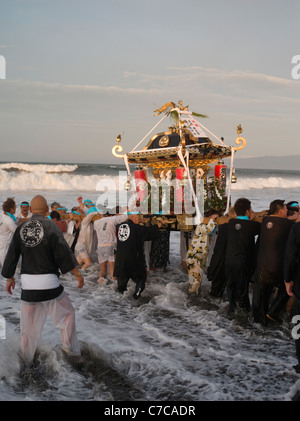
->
[1,163,299,195]
[232,176,300,190]
[0,169,121,192]
[0,162,78,173]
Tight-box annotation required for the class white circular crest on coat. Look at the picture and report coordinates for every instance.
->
[235,223,242,231]
[20,219,44,247]
[118,223,130,242]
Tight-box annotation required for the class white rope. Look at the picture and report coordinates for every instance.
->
[130,113,168,152]
[224,147,235,215]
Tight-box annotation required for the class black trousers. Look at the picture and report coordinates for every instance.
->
[252,280,273,324]
[252,269,289,324]
[209,267,227,298]
[117,272,147,296]
[226,266,251,312]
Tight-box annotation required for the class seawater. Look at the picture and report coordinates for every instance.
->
[0,162,300,401]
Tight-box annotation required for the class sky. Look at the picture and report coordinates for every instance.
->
[0,0,299,167]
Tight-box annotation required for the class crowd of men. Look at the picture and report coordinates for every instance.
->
[0,194,300,372]
[185,197,300,372]
[0,195,163,364]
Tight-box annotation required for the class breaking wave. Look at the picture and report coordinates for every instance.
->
[231,176,300,190]
[1,173,298,193]
[0,162,299,193]
[0,171,124,192]
[0,162,78,173]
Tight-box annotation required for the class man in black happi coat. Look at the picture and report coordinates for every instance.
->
[208,207,236,298]
[1,195,84,363]
[252,200,294,324]
[284,222,300,372]
[114,212,162,299]
[225,198,260,312]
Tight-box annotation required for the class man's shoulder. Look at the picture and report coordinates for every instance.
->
[263,215,293,225]
[228,218,251,225]
[25,214,63,235]
[228,218,260,230]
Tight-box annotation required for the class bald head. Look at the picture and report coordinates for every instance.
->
[30,195,49,216]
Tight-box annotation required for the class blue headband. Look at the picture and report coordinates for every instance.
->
[290,202,299,208]
[87,206,98,214]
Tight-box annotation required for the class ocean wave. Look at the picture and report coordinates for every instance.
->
[231,176,300,190]
[0,162,78,173]
[0,165,299,193]
[0,170,124,192]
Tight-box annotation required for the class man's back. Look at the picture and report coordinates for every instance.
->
[114,219,160,279]
[1,195,83,363]
[2,214,77,278]
[285,222,300,289]
[257,216,293,280]
[94,214,127,246]
[225,218,260,271]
